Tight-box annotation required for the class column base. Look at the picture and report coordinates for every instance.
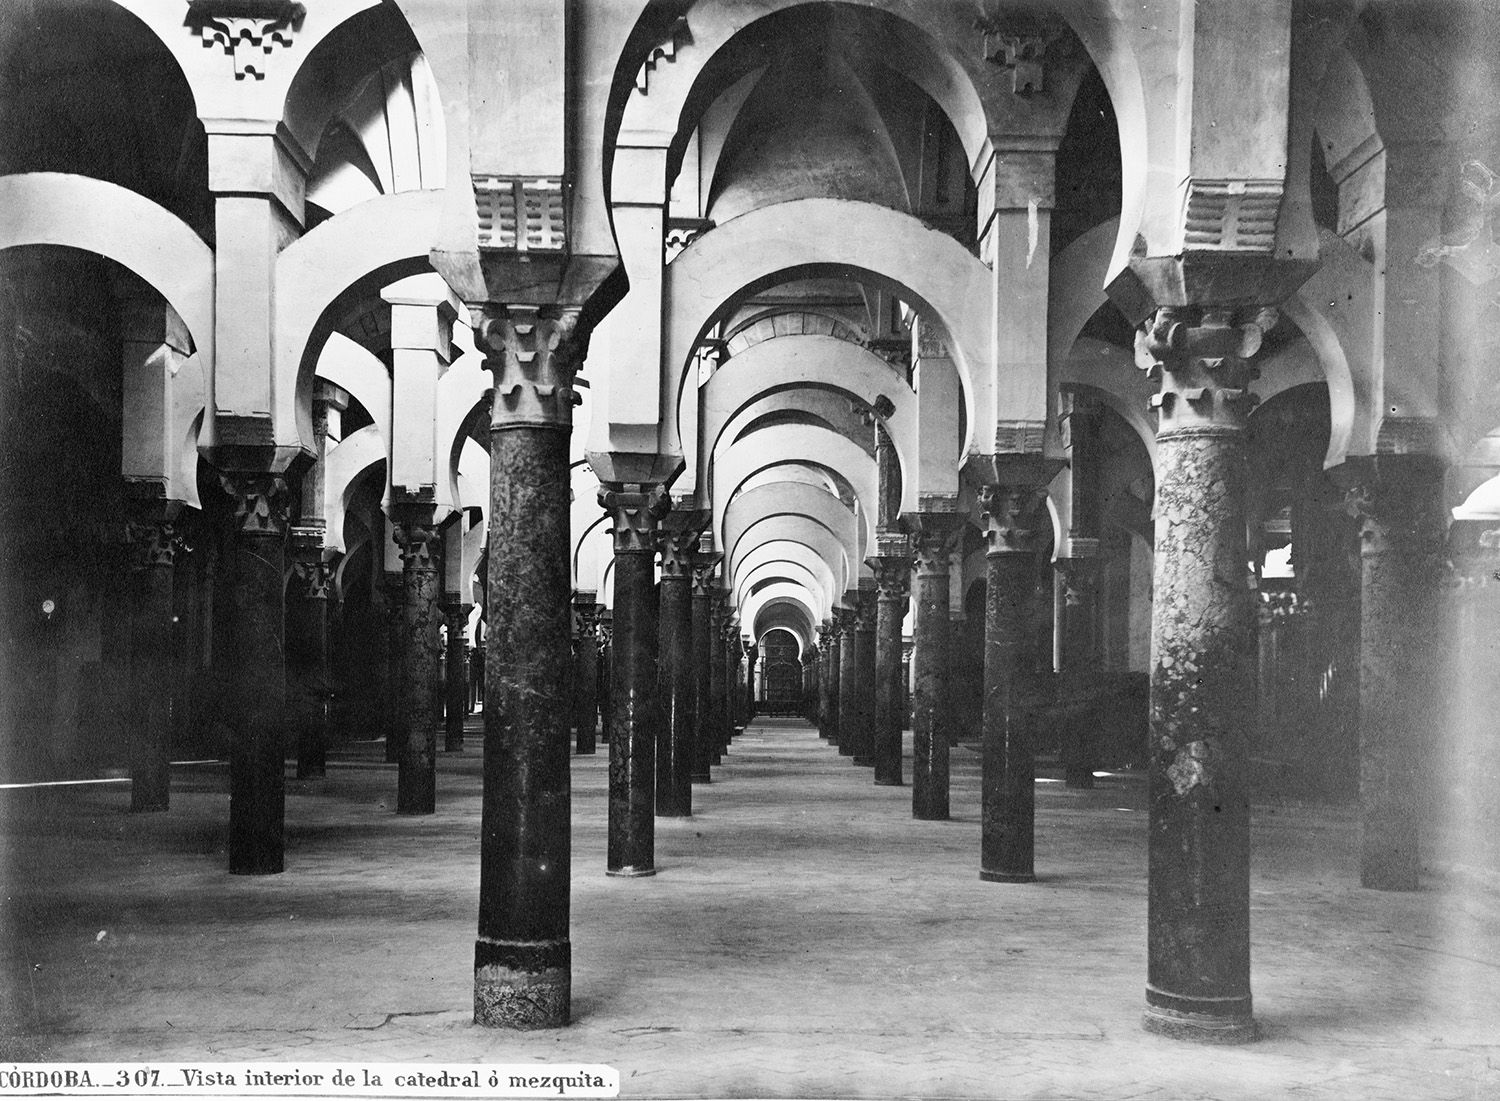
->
[838,745,854,756]
[474,963,570,1030]
[445,740,465,754]
[690,771,711,783]
[295,764,327,779]
[656,809,690,819]
[606,865,657,878]
[874,778,903,787]
[853,755,874,766]
[912,809,948,822]
[980,869,1035,884]
[1142,998,1257,1045]
[574,746,597,756]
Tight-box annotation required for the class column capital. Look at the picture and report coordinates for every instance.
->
[124,499,185,571]
[218,469,292,537]
[472,304,586,431]
[854,587,879,631]
[1342,454,1449,570]
[658,526,698,579]
[573,598,601,634]
[599,483,669,554]
[392,519,442,571]
[1133,306,1280,435]
[869,552,914,599]
[980,483,1050,555]
[911,511,963,572]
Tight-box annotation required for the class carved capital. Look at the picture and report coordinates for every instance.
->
[472,305,585,431]
[868,550,913,600]
[219,471,292,537]
[658,527,698,579]
[854,588,878,631]
[573,600,601,635]
[392,521,442,572]
[291,555,335,601]
[1055,556,1099,607]
[1134,306,1278,434]
[911,513,961,573]
[599,483,669,554]
[1343,456,1450,572]
[124,515,184,571]
[980,484,1049,555]
[187,0,304,81]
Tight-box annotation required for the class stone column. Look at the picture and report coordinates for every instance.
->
[824,619,842,747]
[289,382,341,780]
[689,554,717,782]
[707,591,727,763]
[219,471,293,874]
[1055,556,1102,787]
[657,528,696,817]
[980,485,1049,883]
[381,570,404,763]
[1346,453,1447,891]
[472,305,582,1029]
[870,538,912,786]
[125,500,182,813]
[572,593,600,755]
[391,517,442,815]
[288,541,334,779]
[726,626,744,735]
[443,597,471,752]
[851,587,878,766]
[911,512,960,820]
[744,643,759,721]
[597,612,614,743]
[599,483,668,875]
[835,602,859,757]
[1133,305,1278,1044]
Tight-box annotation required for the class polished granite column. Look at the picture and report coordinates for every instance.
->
[870,539,912,786]
[835,602,858,758]
[600,483,668,874]
[219,470,293,874]
[572,593,600,756]
[979,485,1048,883]
[657,528,695,817]
[708,590,728,764]
[851,586,878,766]
[443,596,471,752]
[1134,305,1277,1044]
[911,512,959,820]
[1057,389,1106,788]
[392,516,442,815]
[288,540,334,779]
[689,554,716,782]
[472,305,580,1029]
[125,498,182,813]
[1347,452,1447,891]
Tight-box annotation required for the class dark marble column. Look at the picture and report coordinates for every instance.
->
[823,619,841,747]
[597,612,614,743]
[912,513,959,820]
[708,591,728,763]
[392,516,443,815]
[381,570,404,763]
[471,305,581,1029]
[1055,556,1102,787]
[1134,306,1278,1044]
[727,627,744,735]
[851,588,878,765]
[804,643,820,722]
[657,528,696,816]
[288,541,334,779]
[1347,454,1447,891]
[219,470,293,874]
[979,485,1049,883]
[689,554,717,782]
[443,596,471,752]
[870,541,912,786]
[600,483,668,875]
[835,602,858,757]
[572,594,600,755]
[125,500,182,813]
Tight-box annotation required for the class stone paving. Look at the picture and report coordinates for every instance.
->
[3,717,1498,1099]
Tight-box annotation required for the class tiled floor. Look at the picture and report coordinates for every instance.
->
[3,717,1497,1099]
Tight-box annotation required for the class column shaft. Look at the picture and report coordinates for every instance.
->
[872,556,910,786]
[221,472,291,875]
[657,533,694,817]
[690,567,714,782]
[572,598,600,756]
[126,507,179,813]
[708,597,727,764]
[836,607,858,757]
[1056,558,1101,787]
[393,521,442,814]
[601,485,667,875]
[473,306,577,1029]
[912,519,955,820]
[444,602,470,752]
